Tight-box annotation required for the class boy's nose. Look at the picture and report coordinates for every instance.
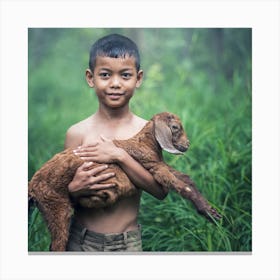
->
[110,76,121,88]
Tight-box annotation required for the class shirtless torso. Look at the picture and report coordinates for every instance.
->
[65,112,148,233]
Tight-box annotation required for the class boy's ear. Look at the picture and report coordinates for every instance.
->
[85,69,95,88]
[136,70,144,88]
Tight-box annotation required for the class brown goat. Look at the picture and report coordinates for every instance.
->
[28,112,221,251]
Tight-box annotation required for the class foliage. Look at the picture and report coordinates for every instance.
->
[28,28,251,252]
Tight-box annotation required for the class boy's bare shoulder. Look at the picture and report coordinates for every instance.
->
[132,114,148,131]
[65,116,93,148]
[68,117,92,133]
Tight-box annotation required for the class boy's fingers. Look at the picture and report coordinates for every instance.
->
[90,165,109,175]
[77,143,99,149]
[90,172,116,184]
[80,161,94,170]
[73,145,98,155]
[76,161,93,171]
[74,149,97,157]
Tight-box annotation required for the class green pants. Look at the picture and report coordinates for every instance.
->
[66,220,142,252]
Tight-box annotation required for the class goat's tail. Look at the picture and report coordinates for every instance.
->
[28,195,37,213]
[28,180,37,213]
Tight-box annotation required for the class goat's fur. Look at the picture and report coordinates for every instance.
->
[28,112,221,251]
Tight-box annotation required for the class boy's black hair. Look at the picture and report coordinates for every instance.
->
[89,34,141,71]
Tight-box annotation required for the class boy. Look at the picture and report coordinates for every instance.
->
[65,34,168,252]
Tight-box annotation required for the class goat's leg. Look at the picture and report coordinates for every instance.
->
[168,167,221,221]
[150,163,221,221]
[31,182,73,251]
[38,199,72,251]
[50,203,72,251]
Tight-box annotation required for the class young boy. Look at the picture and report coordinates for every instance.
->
[65,34,168,252]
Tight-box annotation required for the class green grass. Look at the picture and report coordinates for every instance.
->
[28,28,251,252]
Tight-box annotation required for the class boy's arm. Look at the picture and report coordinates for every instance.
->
[117,150,169,200]
[73,136,169,200]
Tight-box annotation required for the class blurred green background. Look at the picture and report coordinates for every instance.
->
[28,28,251,252]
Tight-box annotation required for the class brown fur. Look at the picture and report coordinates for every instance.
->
[28,112,221,251]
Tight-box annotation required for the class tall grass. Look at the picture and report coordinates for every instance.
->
[138,75,251,252]
[28,28,251,252]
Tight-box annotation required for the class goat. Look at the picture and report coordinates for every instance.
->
[28,112,221,251]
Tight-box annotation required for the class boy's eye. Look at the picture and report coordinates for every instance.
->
[122,73,132,79]
[99,72,110,78]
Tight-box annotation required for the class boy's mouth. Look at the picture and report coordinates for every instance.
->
[106,93,124,99]
[107,93,124,95]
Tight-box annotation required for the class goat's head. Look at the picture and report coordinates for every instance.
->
[152,112,190,154]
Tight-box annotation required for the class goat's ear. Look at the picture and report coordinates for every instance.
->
[154,117,183,154]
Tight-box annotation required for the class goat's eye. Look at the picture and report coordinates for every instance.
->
[171,124,180,131]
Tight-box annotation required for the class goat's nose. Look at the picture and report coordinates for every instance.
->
[175,144,188,152]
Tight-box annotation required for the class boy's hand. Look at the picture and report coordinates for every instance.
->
[68,162,116,199]
[73,135,125,163]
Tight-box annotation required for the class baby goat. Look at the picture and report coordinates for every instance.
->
[28,112,221,251]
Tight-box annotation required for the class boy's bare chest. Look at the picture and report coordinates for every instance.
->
[81,123,141,145]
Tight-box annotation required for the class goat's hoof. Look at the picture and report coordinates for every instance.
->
[198,206,222,222]
[206,207,222,222]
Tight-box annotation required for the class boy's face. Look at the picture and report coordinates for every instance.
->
[86,55,143,109]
